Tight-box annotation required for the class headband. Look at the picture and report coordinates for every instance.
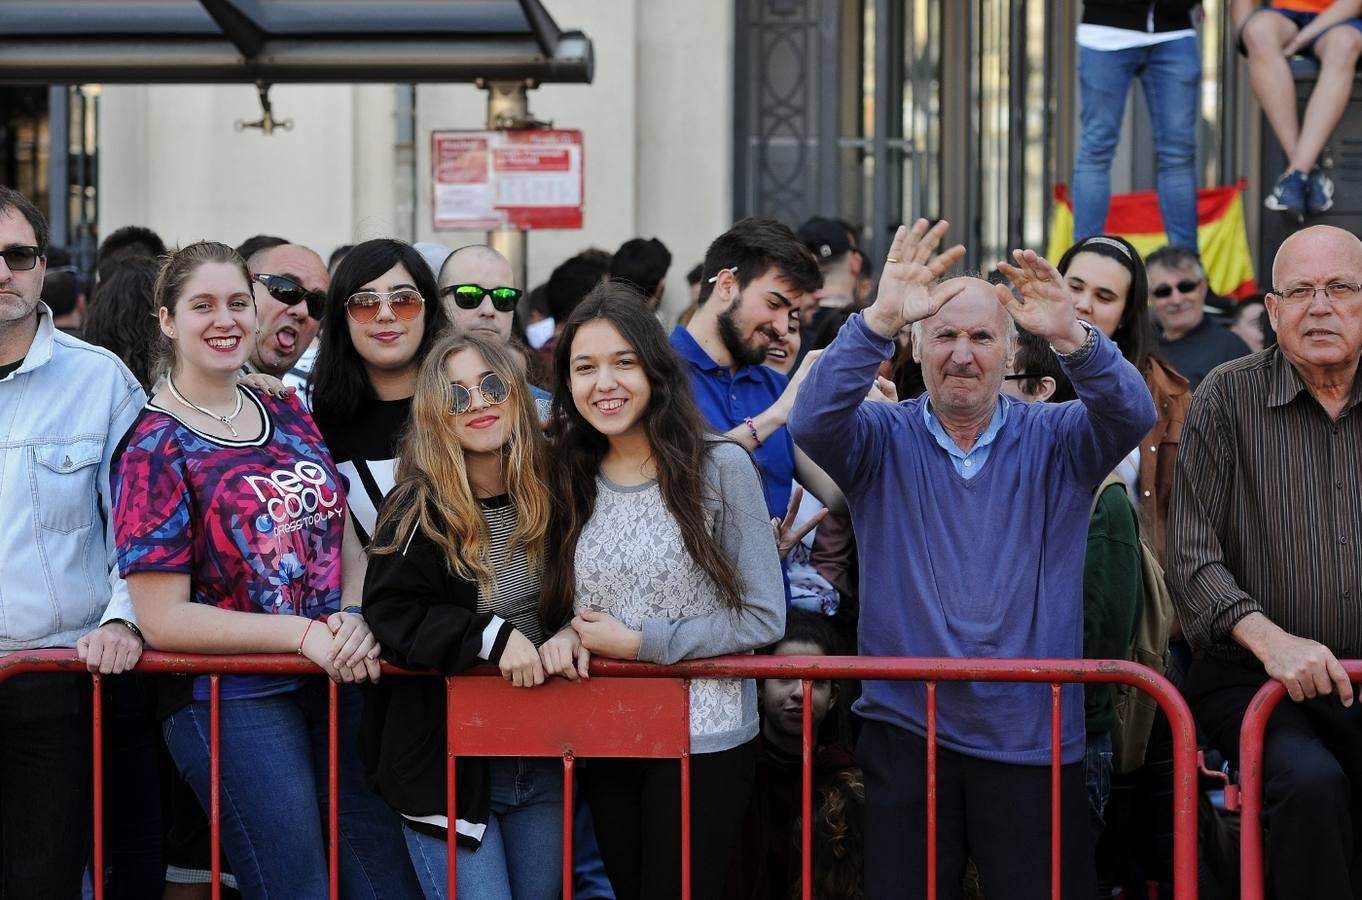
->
[1079,236,1133,260]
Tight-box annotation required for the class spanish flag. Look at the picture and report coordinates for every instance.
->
[1046,181,1258,299]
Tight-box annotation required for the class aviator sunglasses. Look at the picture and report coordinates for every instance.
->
[0,245,42,272]
[345,289,425,324]
[440,283,523,312]
[254,273,327,320]
[450,373,510,415]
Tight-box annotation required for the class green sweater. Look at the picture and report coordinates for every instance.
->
[1083,483,1143,735]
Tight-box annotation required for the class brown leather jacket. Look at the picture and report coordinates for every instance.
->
[1138,356,1190,563]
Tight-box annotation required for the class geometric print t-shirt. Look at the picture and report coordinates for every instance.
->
[112,386,347,701]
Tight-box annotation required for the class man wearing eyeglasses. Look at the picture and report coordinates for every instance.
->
[241,241,328,389]
[0,186,146,896]
[1169,224,1362,900]
[1146,245,1250,390]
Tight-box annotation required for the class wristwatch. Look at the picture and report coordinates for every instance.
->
[1052,320,1097,366]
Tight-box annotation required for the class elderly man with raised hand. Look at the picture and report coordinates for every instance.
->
[1169,224,1362,900]
[788,220,1155,900]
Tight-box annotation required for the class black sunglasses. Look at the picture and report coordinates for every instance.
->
[254,273,326,320]
[440,283,522,312]
[1150,279,1202,299]
[450,373,510,415]
[0,245,42,272]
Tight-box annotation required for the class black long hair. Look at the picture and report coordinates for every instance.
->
[308,238,450,423]
[84,256,161,390]
[541,283,746,631]
[1057,234,1154,374]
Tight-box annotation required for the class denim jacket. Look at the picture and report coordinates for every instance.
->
[0,304,145,649]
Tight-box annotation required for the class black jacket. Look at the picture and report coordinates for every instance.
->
[358,517,515,849]
[1082,0,1200,32]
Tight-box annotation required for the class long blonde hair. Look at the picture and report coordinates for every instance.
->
[369,332,550,592]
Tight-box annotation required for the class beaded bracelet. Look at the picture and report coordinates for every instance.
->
[744,416,762,448]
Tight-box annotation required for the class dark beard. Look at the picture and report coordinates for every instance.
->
[717,297,771,367]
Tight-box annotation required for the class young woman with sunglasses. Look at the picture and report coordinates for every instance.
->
[361,331,560,900]
[1056,234,1189,561]
[309,239,451,551]
[110,241,422,900]
[539,284,785,900]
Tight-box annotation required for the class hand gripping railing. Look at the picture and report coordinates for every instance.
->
[1234,661,1362,900]
[0,651,1200,900]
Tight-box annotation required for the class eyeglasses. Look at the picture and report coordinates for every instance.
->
[254,273,326,320]
[1273,282,1362,304]
[440,284,522,312]
[1004,372,1045,381]
[345,289,425,324]
[450,373,510,415]
[0,245,42,272]
[1150,279,1203,299]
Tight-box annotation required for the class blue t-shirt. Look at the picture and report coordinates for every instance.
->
[668,326,792,519]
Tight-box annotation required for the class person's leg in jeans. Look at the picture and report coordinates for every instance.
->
[1073,45,1142,241]
[964,753,1095,900]
[300,683,422,900]
[495,757,564,900]
[859,718,968,900]
[572,781,616,900]
[0,672,92,899]
[164,692,330,900]
[1139,35,1201,253]
[401,816,513,900]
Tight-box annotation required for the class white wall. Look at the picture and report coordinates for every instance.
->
[97,0,735,318]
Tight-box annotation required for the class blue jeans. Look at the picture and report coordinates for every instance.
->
[163,682,422,900]
[1073,37,1201,252]
[403,757,563,900]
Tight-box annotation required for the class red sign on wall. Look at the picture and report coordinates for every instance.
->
[431,130,583,231]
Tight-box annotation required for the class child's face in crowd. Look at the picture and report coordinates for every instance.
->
[568,319,652,443]
[761,639,836,746]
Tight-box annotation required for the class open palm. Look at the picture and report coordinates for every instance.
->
[994,248,1081,343]
[866,219,966,336]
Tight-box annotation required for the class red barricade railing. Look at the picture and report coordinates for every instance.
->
[1234,661,1362,900]
[0,650,1201,900]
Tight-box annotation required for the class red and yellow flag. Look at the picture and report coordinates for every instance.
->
[1047,181,1258,299]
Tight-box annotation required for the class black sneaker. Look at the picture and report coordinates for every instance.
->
[1265,169,1308,224]
[1307,166,1335,216]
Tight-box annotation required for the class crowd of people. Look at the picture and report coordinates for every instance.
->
[0,148,1359,900]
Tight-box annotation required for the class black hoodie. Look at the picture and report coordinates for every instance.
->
[1082,0,1201,33]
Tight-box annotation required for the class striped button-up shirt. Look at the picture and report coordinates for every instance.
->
[1167,347,1362,669]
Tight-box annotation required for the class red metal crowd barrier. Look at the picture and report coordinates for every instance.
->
[1234,660,1362,900]
[0,650,1201,900]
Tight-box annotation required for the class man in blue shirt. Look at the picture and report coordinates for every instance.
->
[669,217,836,522]
[789,219,1155,899]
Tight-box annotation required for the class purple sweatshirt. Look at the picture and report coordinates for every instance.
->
[788,314,1155,764]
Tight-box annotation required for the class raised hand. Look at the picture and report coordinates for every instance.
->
[994,249,1087,351]
[864,219,966,338]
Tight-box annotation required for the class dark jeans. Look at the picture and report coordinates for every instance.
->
[859,718,1095,900]
[99,674,164,899]
[0,672,92,899]
[582,739,756,900]
[1189,655,1362,899]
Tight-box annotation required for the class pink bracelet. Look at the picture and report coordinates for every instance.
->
[297,618,316,656]
[744,416,762,448]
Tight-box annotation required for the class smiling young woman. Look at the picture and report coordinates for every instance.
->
[110,240,421,899]
[540,283,785,900]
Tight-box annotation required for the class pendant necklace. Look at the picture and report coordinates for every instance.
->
[167,376,245,437]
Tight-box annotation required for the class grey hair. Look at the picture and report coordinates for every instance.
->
[1144,244,1203,276]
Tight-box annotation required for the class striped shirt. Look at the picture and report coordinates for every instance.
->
[1167,347,1362,668]
[477,496,545,646]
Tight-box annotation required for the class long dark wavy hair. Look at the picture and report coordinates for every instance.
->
[1057,234,1155,375]
[308,238,450,424]
[541,283,746,630]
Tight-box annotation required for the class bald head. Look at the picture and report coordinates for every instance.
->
[438,244,518,341]
[1273,225,1362,289]
[911,277,1017,425]
[911,277,1015,348]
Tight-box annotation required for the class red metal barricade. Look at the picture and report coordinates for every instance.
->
[0,650,1200,900]
[1234,660,1362,900]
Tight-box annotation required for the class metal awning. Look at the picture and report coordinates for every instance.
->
[0,0,593,84]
